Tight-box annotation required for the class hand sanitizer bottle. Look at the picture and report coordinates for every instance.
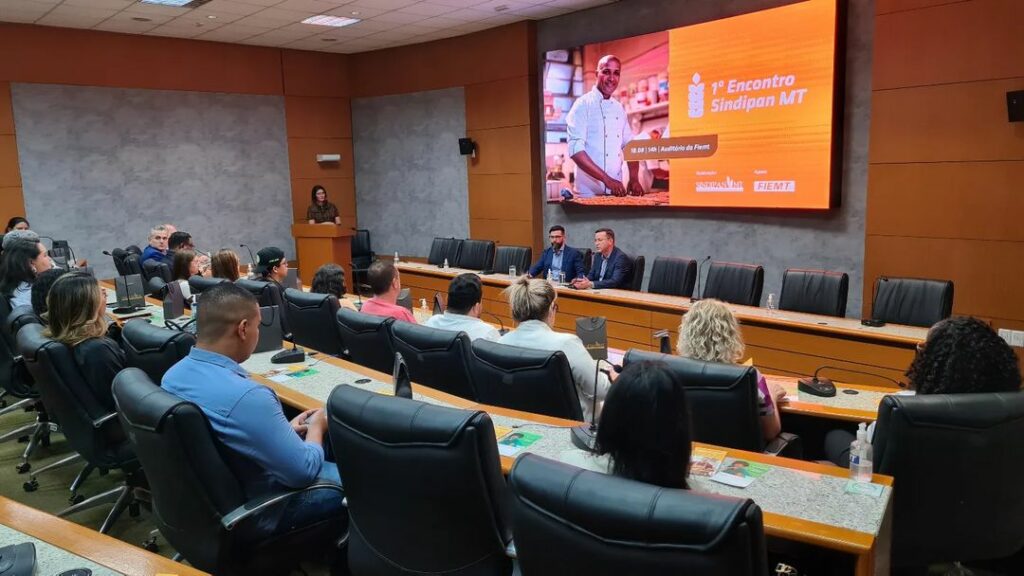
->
[849,422,874,482]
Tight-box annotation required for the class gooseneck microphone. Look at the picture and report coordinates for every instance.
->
[240,244,257,275]
[483,311,507,335]
[689,256,712,302]
[798,365,905,398]
[570,358,610,453]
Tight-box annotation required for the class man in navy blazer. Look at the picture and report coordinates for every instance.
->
[572,228,632,290]
[528,225,586,281]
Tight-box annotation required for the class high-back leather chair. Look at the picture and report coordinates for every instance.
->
[188,275,228,295]
[236,279,290,335]
[16,324,144,534]
[509,454,768,576]
[4,305,41,338]
[327,385,512,576]
[427,237,464,266]
[389,322,476,400]
[112,369,345,575]
[334,308,395,373]
[0,302,46,471]
[873,392,1024,568]
[351,229,375,287]
[623,350,769,453]
[142,259,173,284]
[581,248,593,275]
[778,268,849,317]
[283,288,343,356]
[646,256,698,297]
[627,255,645,291]
[492,245,532,276]
[123,253,143,277]
[110,248,130,276]
[702,261,764,306]
[121,320,195,383]
[456,239,496,271]
[469,340,582,420]
[871,277,954,328]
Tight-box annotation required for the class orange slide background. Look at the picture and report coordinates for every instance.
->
[667,0,838,209]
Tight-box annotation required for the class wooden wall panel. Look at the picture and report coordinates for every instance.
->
[873,0,1024,89]
[285,96,352,139]
[863,236,1024,321]
[290,176,356,225]
[465,126,533,175]
[0,135,21,188]
[470,218,537,248]
[465,76,532,130]
[866,162,1024,241]
[869,79,1024,164]
[0,24,282,95]
[0,83,13,135]
[468,174,534,221]
[287,138,354,180]
[281,50,351,98]
[875,0,968,15]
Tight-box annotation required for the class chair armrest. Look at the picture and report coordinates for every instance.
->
[763,432,802,458]
[221,481,345,531]
[92,412,119,429]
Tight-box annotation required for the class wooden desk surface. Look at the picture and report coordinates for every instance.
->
[0,496,206,575]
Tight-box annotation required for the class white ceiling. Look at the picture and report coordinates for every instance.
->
[0,0,614,54]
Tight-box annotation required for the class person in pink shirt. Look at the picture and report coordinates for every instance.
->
[359,260,416,323]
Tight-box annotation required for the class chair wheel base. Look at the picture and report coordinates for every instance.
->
[23,479,38,492]
[15,462,30,474]
[69,494,84,505]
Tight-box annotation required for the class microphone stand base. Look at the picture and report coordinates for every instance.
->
[271,347,307,364]
[570,424,598,453]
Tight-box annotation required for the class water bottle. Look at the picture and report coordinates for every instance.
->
[509,265,517,278]
[443,258,449,269]
[766,293,777,314]
[419,298,428,311]
[849,422,873,482]
[394,251,400,263]
[546,269,554,282]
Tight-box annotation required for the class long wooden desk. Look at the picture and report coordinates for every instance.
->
[397,262,927,389]
[0,495,206,575]
[243,347,893,576]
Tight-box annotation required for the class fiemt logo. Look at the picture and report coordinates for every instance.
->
[695,176,744,192]
[688,73,705,119]
[754,180,796,192]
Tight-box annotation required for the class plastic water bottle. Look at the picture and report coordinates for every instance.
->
[766,293,777,314]
[547,269,554,282]
[394,251,400,263]
[849,422,874,482]
[443,258,449,269]
[509,265,517,278]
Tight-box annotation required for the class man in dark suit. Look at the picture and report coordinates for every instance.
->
[528,225,586,281]
[572,228,632,290]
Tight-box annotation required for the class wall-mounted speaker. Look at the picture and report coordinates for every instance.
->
[1008,90,1024,122]
[458,138,476,157]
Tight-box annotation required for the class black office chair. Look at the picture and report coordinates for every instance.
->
[623,350,799,456]
[112,369,345,576]
[110,248,130,276]
[627,255,645,291]
[778,268,849,317]
[468,340,582,420]
[509,454,769,576]
[0,302,50,474]
[427,237,464,266]
[389,322,476,400]
[188,275,228,295]
[873,393,1024,568]
[121,320,195,384]
[646,256,698,297]
[327,384,512,576]
[871,277,954,328]
[702,261,765,306]
[334,308,395,373]
[456,239,496,271]
[581,248,593,275]
[284,288,344,356]
[16,324,145,534]
[236,279,290,335]
[142,259,173,284]
[123,253,143,277]
[351,229,375,288]
[492,245,532,276]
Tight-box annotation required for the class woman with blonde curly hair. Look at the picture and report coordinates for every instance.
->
[677,299,785,440]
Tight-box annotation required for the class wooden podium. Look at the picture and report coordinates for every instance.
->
[291,223,353,289]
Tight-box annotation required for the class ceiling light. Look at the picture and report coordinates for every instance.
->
[302,15,361,27]
[140,0,213,7]
[206,15,217,19]
[131,16,153,22]
[350,11,360,15]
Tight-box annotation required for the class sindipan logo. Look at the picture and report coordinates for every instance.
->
[754,180,796,192]
[695,176,743,192]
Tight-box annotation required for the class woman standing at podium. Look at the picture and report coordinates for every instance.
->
[306,184,341,225]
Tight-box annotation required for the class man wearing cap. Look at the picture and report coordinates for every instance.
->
[256,246,288,289]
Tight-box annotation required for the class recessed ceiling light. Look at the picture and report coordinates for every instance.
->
[140,0,213,7]
[322,38,338,42]
[494,4,509,11]
[206,15,217,19]
[350,11,360,15]
[302,15,361,27]
[131,16,153,22]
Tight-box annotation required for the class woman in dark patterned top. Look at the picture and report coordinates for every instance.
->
[306,184,341,225]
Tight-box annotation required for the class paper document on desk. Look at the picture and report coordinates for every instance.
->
[711,458,771,488]
[497,430,541,456]
[689,447,728,477]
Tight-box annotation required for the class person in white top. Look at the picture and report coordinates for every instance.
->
[498,277,614,422]
[0,238,54,308]
[424,273,501,342]
[565,54,644,198]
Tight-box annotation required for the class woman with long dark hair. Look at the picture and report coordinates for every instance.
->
[306,185,341,225]
[0,239,53,307]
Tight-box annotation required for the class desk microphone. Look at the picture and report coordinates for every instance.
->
[239,244,257,274]
[861,276,889,327]
[483,312,507,335]
[689,256,712,302]
[799,365,904,398]
[653,329,672,354]
[272,332,306,364]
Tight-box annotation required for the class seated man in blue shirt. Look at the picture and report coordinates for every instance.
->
[140,225,172,266]
[528,225,586,282]
[572,227,632,290]
[162,282,343,537]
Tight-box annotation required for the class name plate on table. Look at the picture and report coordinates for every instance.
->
[576,317,608,361]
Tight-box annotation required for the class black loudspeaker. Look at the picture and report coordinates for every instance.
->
[458,137,477,156]
[1008,90,1024,122]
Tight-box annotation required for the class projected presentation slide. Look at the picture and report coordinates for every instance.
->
[542,0,840,210]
